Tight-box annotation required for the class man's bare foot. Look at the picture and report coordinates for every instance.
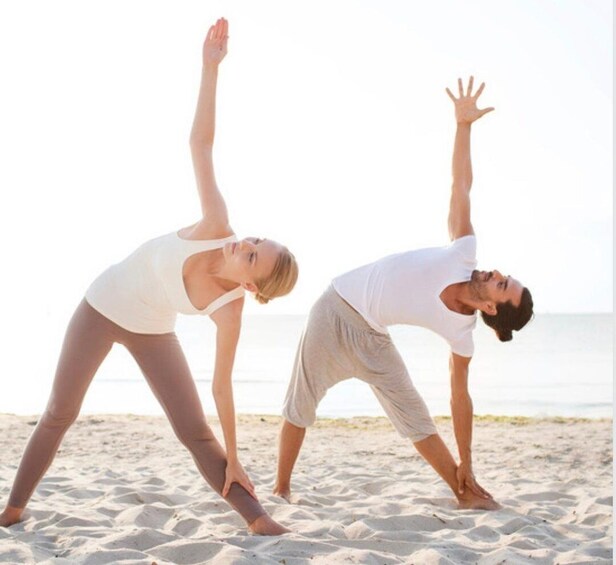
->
[272,484,292,502]
[249,514,291,535]
[457,492,502,511]
[0,506,24,528]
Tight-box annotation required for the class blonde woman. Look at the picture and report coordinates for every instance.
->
[1,18,296,535]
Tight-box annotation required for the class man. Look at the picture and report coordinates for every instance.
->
[273,77,533,510]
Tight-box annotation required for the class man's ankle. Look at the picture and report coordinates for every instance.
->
[273,481,290,492]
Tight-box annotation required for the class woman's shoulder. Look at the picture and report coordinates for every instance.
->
[209,291,245,329]
[178,219,235,241]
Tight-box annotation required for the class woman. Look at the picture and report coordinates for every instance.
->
[0,18,297,535]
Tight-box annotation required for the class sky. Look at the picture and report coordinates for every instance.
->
[0,0,612,323]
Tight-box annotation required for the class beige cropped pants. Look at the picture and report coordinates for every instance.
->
[283,286,438,442]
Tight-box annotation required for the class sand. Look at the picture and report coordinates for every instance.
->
[0,414,612,564]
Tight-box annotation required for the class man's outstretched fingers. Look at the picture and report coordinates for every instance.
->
[466,75,474,96]
[474,81,486,99]
[479,107,495,118]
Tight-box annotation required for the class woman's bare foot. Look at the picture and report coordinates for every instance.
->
[0,505,24,528]
[272,484,291,502]
[457,492,502,511]
[249,514,291,535]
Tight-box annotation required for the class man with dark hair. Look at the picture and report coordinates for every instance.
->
[274,77,533,509]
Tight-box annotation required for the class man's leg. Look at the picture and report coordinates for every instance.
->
[273,419,306,500]
[275,287,353,500]
[413,434,500,510]
[274,329,325,501]
[364,339,499,510]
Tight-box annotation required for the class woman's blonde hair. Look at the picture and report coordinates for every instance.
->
[254,247,298,304]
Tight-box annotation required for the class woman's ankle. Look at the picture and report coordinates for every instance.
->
[248,513,290,535]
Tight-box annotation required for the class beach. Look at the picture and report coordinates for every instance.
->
[0,413,612,564]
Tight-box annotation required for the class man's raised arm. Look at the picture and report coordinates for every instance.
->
[446,77,494,241]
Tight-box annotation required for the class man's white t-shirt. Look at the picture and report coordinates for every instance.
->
[332,235,478,357]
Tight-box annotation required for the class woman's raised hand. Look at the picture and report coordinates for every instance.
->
[446,76,494,124]
[203,17,228,68]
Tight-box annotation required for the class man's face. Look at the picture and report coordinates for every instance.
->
[470,270,524,307]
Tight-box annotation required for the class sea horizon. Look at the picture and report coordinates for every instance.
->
[3,312,612,420]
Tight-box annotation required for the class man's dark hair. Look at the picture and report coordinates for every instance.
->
[481,287,534,342]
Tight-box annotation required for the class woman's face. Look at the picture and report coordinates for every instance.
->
[222,237,282,288]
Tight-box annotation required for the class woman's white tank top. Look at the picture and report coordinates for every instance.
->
[85,231,245,334]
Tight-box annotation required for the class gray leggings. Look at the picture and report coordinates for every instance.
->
[8,300,266,525]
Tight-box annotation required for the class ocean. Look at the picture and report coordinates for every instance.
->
[3,313,612,419]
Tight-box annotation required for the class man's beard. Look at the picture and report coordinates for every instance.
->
[469,270,489,301]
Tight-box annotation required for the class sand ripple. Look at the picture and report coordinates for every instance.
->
[0,414,611,564]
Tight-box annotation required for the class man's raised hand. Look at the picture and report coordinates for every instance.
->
[446,76,494,124]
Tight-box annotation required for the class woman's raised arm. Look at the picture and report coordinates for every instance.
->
[190,18,230,231]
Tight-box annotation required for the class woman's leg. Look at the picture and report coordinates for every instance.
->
[124,331,268,527]
[3,301,114,521]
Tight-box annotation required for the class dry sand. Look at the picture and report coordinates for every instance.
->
[0,414,612,564]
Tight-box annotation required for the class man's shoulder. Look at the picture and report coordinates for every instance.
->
[448,234,477,261]
[449,234,477,246]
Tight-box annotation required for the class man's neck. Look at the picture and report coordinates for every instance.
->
[439,282,477,316]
